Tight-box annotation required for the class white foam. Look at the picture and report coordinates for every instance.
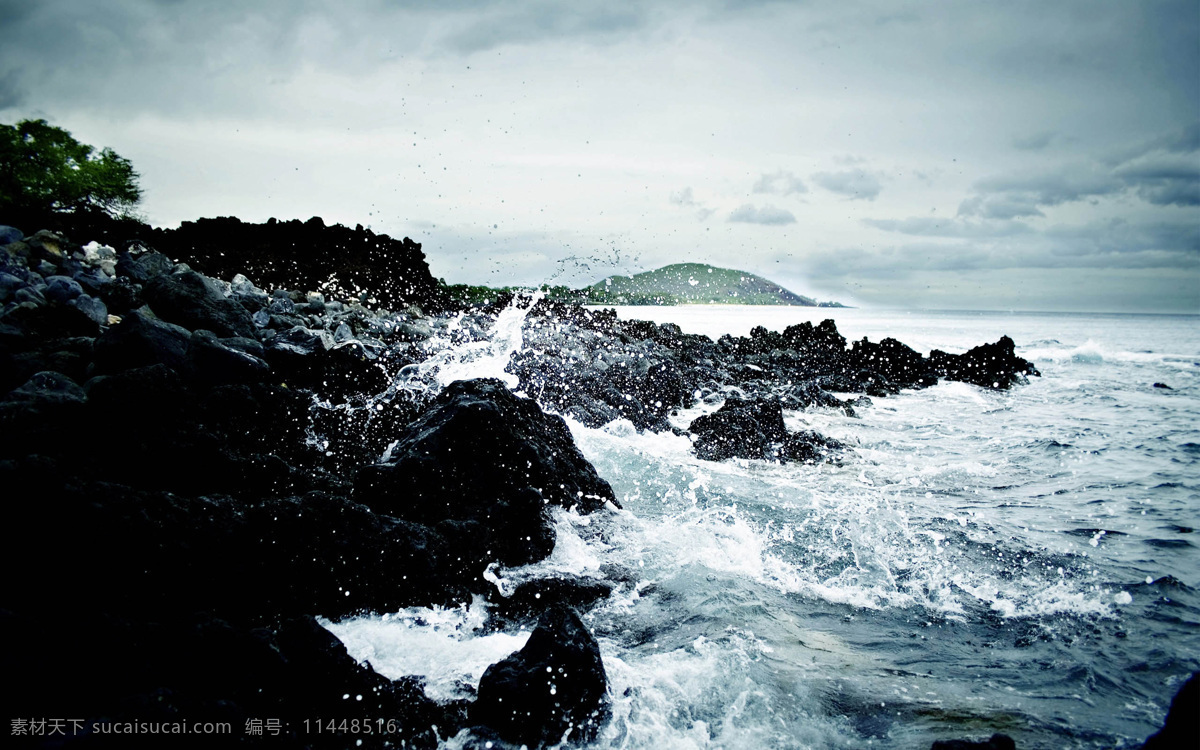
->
[320,597,530,703]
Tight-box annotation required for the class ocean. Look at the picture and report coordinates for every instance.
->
[324,305,1200,749]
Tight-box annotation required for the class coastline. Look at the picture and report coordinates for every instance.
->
[1,223,1192,749]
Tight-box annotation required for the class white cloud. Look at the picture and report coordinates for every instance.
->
[727,203,797,225]
[811,169,882,201]
[752,170,807,195]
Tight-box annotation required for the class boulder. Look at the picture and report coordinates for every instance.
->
[690,396,843,464]
[689,396,787,461]
[930,336,1040,389]
[1142,671,1198,749]
[850,336,939,388]
[0,225,22,244]
[143,270,257,338]
[353,378,617,573]
[68,293,108,326]
[187,329,271,386]
[0,336,94,393]
[97,276,143,315]
[42,275,84,304]
[24,230,73,265]
[115,248,175,283]
[0,291,103,339]
[0,271,24,302]
[0,371,88,455]
[472,606,609,747]
[92,308,192,373]
[782,429,845,463]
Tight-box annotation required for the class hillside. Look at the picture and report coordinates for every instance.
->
[582,263,843,306]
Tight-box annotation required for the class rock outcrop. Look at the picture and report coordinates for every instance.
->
[472,606,609,747]
[354,378,617,572]
[0,225,615,748]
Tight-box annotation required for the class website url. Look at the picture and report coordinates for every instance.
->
[91,721,232,735]
[11,719,232,737]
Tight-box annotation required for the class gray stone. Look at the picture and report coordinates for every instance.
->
[44,276,84,304]
[68,294,109,326]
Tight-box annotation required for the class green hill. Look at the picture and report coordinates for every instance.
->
[582,263,842,306]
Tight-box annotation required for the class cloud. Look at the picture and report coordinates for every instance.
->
[955,195,1044,220]
[853,195,1199,309]
[971,164,1123,207]
[1112,150,1200,207]
[961,122,1200,215]
[441,1,649,54]
[752,170,807,195]
[669,187,699,207]
[865,217,1033,238]
[670,187,716,221]
[0,68,23,109]
[811,169,882,200]
[727,203,796,225]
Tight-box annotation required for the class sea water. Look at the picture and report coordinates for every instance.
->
[325,305,1200,749]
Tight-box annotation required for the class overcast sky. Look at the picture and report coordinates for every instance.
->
[2,0,1197,311]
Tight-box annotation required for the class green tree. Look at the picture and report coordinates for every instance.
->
[0,119,142,223]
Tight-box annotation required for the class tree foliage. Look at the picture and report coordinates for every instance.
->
[0,118,142,222]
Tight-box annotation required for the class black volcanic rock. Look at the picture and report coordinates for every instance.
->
[689,396,843,464]
[149,216,444,311]
[0,370,88,455]
[143,269,257,338]
[782,429,845,463]
[115,247,175,283]
[930,336,1040,389]
[1,459,463,625]
[690,396,787,461]
[354,378,617,573]
[472,605,609,747]
[0,335,93,393]
[1141,671,1199,749]
[92,308,192,373]
[187,330,271,386]
[850,336,939,389]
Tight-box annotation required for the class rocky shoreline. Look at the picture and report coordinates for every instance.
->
[0,219,1188,749]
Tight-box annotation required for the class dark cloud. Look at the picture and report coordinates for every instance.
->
[442,1,649,54]
[727,203,796,225]
[0,69,24,110]
[956,195,1043,220]
[962,123,1200,215]
[854,217,1199,274]
[812,169,882,200]
[753,170,807,195]
[1112,152,1200,207]
[972,164,1122,207]
[0,1,323,116]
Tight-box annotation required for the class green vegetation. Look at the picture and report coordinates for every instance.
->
[441,282,586,308]
[0,119,142,224]
[581,263,840,306]
[439,264,844,309]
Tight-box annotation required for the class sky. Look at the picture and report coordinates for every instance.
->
[1,0,1197,312]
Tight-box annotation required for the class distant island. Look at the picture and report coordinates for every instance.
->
[580,262,846,307]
